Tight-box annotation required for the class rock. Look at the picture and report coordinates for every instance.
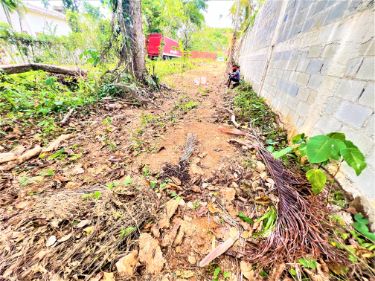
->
[255,161,266,173]
[76,220,91,228]
[58,234,72,243]
[115,250,138,277]
[187,255,196,265]
[139,233,165,274]
[240,261,255,280]
[158,198,181,229]
[187,201,194,209]
[202,182,209,188]
[102,272,115,281]
[46,235,57,247]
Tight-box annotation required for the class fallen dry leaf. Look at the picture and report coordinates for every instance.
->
[175,270,194,279]
[158,198,181,229]
[268,263,285,281]
[139,233,165,274]
[115,250,138,277]
[240,261,255,280]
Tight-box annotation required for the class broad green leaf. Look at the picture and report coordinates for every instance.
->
[272,146,293,159]
[292,133,306,144]
[298,257,318,269]
[330,139,346,160]
[353,213,375,242]
[341,147,367,175]
[306,135,333,163]
[298,143,307,157]
[238,212,254,224]
[306,169,326,195]
[327,132,346,141]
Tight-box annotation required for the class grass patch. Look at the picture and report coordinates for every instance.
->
[233,82,287,150]
[146,57,202,80]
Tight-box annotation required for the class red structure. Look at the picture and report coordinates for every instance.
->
[190,51,217,60]
[146,33,182,59]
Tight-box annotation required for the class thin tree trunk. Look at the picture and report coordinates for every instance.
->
[122,0,146,81]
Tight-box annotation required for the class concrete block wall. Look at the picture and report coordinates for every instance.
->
[238,0,375,222]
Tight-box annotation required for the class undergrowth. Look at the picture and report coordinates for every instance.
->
[233,82,287,150]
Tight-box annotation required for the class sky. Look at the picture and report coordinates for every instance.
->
[203,0,234,29]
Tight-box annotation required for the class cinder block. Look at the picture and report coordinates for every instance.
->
[345,57,363,77]
[307,74,323,89]
[315,116,343,132]
[336,79,366,101]
[306,59,324,74]
[296,58,310,72]
[359,83,374,106]
[308,45,323,58]
[324,1,348,25]
[295,73,310,85]
[335,101,373,128]
[356,57,375,80]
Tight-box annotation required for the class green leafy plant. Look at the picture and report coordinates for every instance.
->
[273,132,367,195]
[82,191,101,200]
[352,213,375,242]
[120,226,136,239]
[254,207,277,237]
[298,257,318,269]
[238,211,254,224]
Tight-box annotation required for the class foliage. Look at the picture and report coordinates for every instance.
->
[142,0,207,49]
[298,257,318,269]
[190,27,231,55]
[147,57,199,79]
[273,132,367,195]
[254,207,277,237]
[353,213,375,242]
[238,211,254,224]
[233,83,287,149]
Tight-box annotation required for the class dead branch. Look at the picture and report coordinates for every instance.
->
[61,108,75,126]
[0,63,86,76]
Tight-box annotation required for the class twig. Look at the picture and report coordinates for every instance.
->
[61,108,74,125]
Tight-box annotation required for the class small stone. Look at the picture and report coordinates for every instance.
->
[202,182,209,188]
[187,255,196,265]
[255,161,266,173]
[187,201,194,209]
[46,235,57,247]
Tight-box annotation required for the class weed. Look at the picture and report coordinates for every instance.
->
[82,191,101,200]
[38,168,55,177]
[192,200,201,210]
[142,165,151,177]
[18,175,32,187]
[123,175,133,186]
[105,181,118,190]
[233,83,287,148]
[238,211,254,224]
[119,226,136,239]
[176,100,199,112]
[48,148,67,161]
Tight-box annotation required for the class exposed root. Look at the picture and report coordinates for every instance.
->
[244,134,347,266]
[160,133,197,185]
[0,187,161,280]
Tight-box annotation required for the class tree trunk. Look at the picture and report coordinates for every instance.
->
[121,0,146,81]
[0,63,86,76]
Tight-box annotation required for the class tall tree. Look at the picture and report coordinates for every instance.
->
[109,0,146,80]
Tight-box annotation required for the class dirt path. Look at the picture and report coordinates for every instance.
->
[0,62,293,280]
